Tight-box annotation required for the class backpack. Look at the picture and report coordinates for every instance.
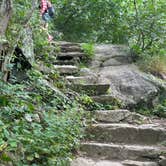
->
[47,3,55,18]
[42,12,51,22]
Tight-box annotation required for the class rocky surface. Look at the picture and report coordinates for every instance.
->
[89,44,165,107]
[46,42,166,166]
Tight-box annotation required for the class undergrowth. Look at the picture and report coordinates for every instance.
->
[137,55,166,77]
[81,43,94,65]
[0,71,85,166]
[135,95,166,118]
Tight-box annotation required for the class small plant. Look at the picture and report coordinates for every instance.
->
[0,71,85,165]
[81,43,94,65]
[138,55,166,78]
[135,97,166,118]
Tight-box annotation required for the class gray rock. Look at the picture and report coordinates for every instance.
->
[91,44,131,68]
[122,160,158,166]
[66,76,98,84]
[71,157,123,166]
[58,52,84,58]
[89,44,165,107]
[95,110,150,124]
[95,65,159,107]
[81,142,164,161]
[25,114,32,122]
[22,27,34,65]
[87,123,166,145]
[33,114,41,123]
[67,83,110,95]
[60,45,82,52]
[54,65,79,75]
[80,68,97,76]
[159,156,166,166]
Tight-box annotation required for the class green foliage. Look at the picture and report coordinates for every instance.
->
[81,43,94,58]
[136,98,166,118]
[138,55,166,75]
[0,73,85,165]
[153,99,166,118]
[51,0,166,71]
[53,0,127,43]
[2,0,166,164]
[78,94,121,111]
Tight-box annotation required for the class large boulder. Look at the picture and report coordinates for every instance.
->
[90,44,166,108]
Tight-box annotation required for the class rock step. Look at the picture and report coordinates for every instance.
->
[54,60,76,65]
[57,52,85,59]
[60,45,82,52]
[54,65,79,75]
[55,41,80,47]
[92,95,121,105]
[67,84,110,96]
[66,76,98,84]
[81,142,165,161]
[71,157,158,166]
[122,160,158,166]
[87,123,166,145]
[71,157,123,166]
[101,56,132,67]
[95,44,130,55]
[95,110,149,124]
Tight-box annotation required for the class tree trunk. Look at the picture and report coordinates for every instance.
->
[0,0,12,81]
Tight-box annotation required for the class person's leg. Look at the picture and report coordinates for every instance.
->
[41,13,53,42]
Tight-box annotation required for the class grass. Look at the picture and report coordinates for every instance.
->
[138,55,166,77]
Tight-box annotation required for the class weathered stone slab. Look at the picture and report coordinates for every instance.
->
[87,123,166,145]
[89,44,165,107]
[159,156,166,166]
[66,76,98,84]
[58,52,85,58]
[95,110,149,124]
[60,45,82,52]
[92,95,122,106]
[54,59,76,65]
[67,84,110,96]
[94,65,159,107]
[71,157,123,166]
[54,65,79,75]
[81,142,165,161]
[122,160,158,166]
[55,41,80,47]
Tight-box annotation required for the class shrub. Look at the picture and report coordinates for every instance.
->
[138,55,166,76]
[0,74,85,165]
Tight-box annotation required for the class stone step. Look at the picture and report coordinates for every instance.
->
[57,52,85,60]
[67,84,110,96]
[66,76,98,84]
[95,44,130,56]
[122,160,158,166]
[71,157,123,166]
[71,158,158,166]
[95,110,149,124]
[87,123,166,145]
[60,45,82,52]
[54,65,79,75]
[56,41,80,47]
[81,142,165,161]
[54,60,76,65]
[92,95,121,105]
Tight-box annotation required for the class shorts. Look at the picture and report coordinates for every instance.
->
[42,12,51,22]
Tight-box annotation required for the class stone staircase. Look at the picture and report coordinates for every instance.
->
[54,41,110,96]
[72,110,166,166]
[53,41,166,166]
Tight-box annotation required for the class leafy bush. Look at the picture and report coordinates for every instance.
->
[0,74,85,165]
[138,55,166,76]
[81,43,94,58]
[136,96,166,118]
